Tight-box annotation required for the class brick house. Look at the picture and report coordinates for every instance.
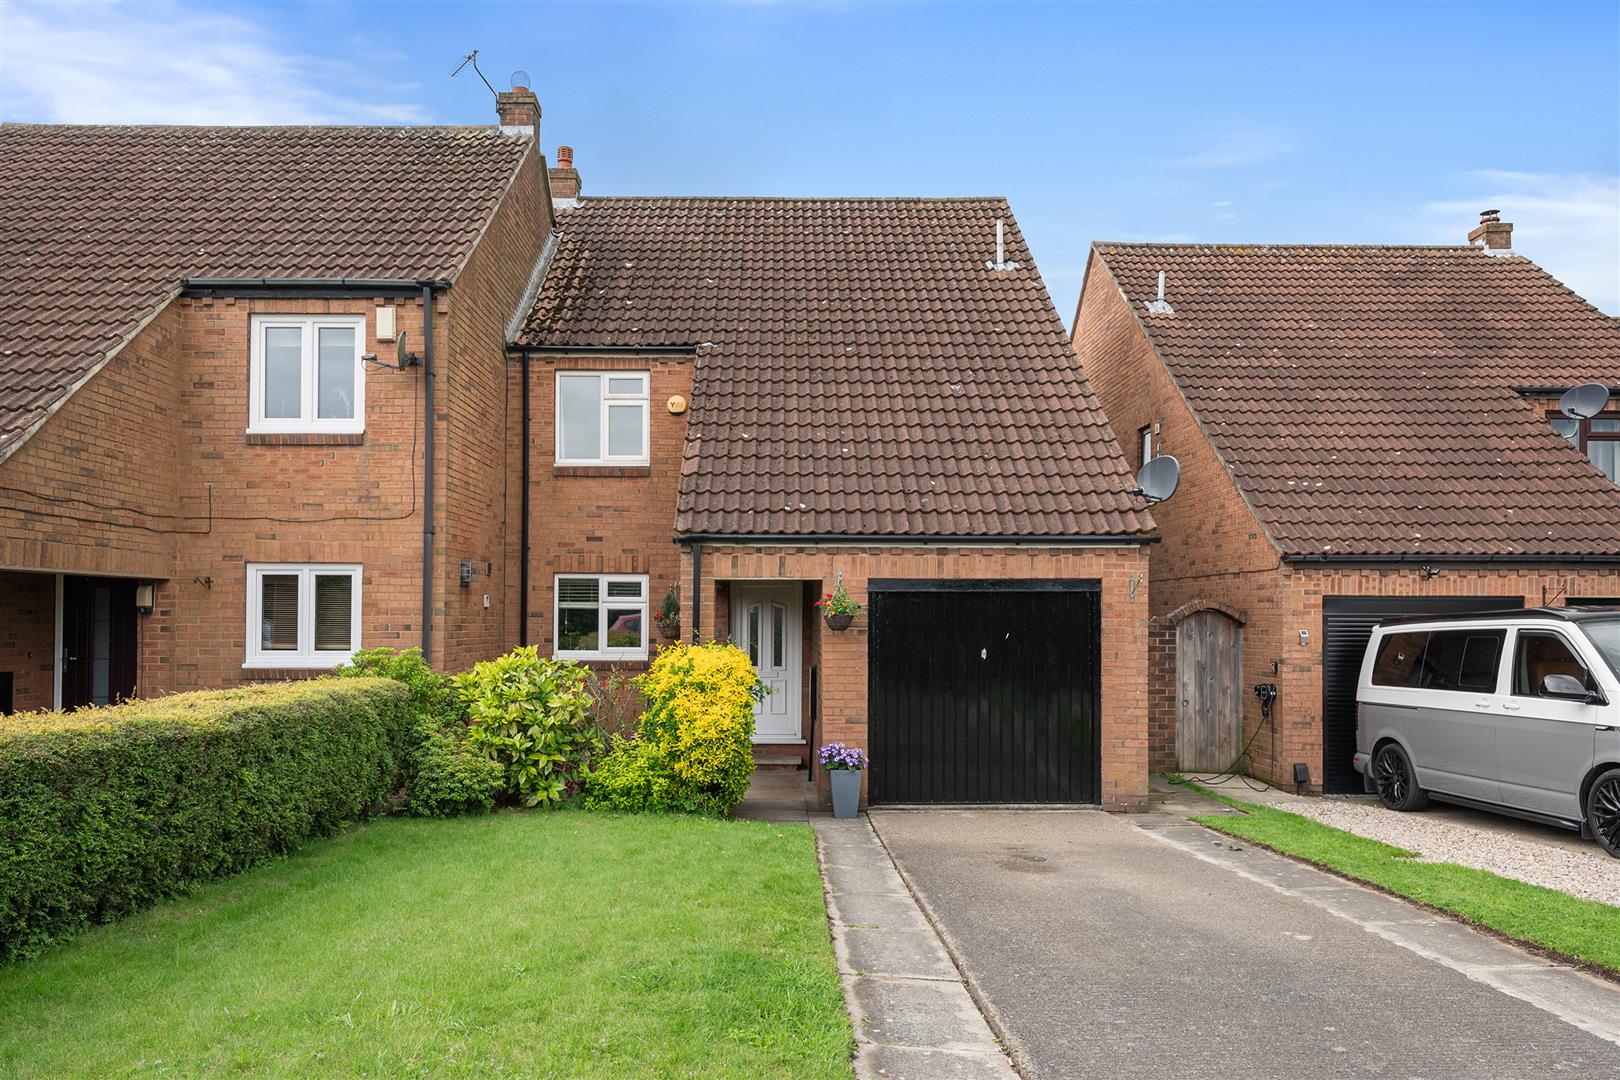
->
[1073,214,1620,794]
[514,198,1159,808]
[0,86,557,712]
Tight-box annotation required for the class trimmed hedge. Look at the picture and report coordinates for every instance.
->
[0,678,413,965]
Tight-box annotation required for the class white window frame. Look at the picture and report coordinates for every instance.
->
[1139,425,1154,467]
[244,563,362,668]
[554,371,650,465]
[248,314,367,434]
[553,573,649,661]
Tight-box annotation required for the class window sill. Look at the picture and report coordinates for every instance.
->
[243,657,351,671]
[553,465,652,478]
[245,432,365,446]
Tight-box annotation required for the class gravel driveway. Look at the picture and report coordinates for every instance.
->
[1219,786,1620,906]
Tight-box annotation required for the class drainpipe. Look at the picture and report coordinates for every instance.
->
[421,285,437,662]
[519,350,531,646]
[690,541,703,642]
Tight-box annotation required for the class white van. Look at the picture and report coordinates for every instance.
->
[1354,609,1620,857]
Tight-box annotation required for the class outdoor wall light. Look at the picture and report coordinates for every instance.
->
[134,583,155,615]
[1298,629,1310,647]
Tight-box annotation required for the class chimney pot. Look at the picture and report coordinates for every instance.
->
[1468,208,1512,252]
[549,145,581,202]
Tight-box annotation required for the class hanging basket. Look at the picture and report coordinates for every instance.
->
[825,612,854,631]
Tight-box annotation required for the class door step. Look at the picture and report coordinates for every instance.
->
[754,754,806,770]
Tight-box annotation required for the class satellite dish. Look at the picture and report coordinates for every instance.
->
[1560,382,1611,420]
[396,330,410,369]
[1134,454,1181,504]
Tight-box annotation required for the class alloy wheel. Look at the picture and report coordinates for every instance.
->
[1592,777,1620,853]
[1374,747,1408,806]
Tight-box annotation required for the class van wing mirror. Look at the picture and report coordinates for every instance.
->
[1540,673,1599,702]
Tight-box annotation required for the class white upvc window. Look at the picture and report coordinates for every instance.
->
[554,574,648,660]
[555,372,649,465]
[245,563,362,668]
[248,315,366,434]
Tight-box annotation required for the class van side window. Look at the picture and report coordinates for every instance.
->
[1513,632,1590,697]
[1419,630,1505,693]
[1372,632,1430,687]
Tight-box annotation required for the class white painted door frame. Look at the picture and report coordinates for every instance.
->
[731,583,803,743]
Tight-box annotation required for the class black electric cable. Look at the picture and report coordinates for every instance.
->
[1179,703,1275,791]
[0,369,421,531]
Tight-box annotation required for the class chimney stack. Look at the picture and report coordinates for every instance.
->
[549,145,582,202]
[1468,208,1512,252]
[496,77,540,140]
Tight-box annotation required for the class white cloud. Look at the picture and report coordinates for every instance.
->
[1171,127,1293,169]
[1418,171,1620,314]
[0,0,428,124]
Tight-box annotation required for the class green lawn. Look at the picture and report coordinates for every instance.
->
[1174,778,1620,974]
[0,812,854,1079]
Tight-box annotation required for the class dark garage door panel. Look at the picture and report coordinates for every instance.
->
[1320,595,1524,794]
[868,581,1101,805]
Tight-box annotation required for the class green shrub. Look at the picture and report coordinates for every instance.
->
[456,647,604,807]
[331,646,454,722]
[584,642,761,815]
[0,679,412,965]
[405,726,505,817]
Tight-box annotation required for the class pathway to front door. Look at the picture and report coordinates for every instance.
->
[871,808,1620,1079]
[731,583,802,743]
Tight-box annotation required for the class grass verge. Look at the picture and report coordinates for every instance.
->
[1172,777,1620,975]
[0,811,854,1079]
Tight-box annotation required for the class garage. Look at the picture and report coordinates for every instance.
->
[867,580,1101,804]
[1320,595,1524,793]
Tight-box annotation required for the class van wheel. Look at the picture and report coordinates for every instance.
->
[1587,769,1620,858]
[1372,743,1427,811]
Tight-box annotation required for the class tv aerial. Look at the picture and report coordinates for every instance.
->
[452,49,498,98]
[1559,382,1611,420]
[1132,454,1181,504]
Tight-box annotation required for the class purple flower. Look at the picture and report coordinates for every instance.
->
[817,742,868,771]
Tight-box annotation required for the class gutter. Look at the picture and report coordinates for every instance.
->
[181,277,451,298]
[1282,553,1620,567]
[420,284,439,662]
[507,344,701,356]
[674,532,1162,546]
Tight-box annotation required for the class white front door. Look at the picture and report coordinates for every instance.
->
[732,584,802,743]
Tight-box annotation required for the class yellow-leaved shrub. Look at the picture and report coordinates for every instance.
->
[583,642,762,814]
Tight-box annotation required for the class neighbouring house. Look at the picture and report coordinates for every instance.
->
[514,198,1159,808]
[1073,213,1620,794]
[0,85,558,711]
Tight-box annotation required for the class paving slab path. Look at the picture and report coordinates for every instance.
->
[871,808,1620,1080]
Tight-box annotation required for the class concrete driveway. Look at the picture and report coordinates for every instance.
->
[869,808,1620,1080]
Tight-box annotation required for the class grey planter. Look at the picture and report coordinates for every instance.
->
[830,768,862,818]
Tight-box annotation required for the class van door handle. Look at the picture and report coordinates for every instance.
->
[1473,699,1493,710]
[1500,702,1520,712]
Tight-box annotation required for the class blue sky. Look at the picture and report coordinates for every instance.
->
[3,0,1616,317]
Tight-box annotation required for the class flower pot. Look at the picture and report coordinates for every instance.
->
[825,612,854,631]
[830,768,862,818]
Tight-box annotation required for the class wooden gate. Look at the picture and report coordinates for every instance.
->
[1175,610,1243,772]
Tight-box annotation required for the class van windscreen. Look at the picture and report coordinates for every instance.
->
[1582,621,1620,679]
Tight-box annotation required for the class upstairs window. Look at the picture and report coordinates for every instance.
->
[1549,412,1620,483]
[1138,425,1154,467]
[554,574,648,660]
[246,564,361,668]
[556,372,649,465]
[249,315,366,434]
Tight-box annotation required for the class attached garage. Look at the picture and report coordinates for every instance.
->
[867,580,1101,805]
[1320,595,1523,793]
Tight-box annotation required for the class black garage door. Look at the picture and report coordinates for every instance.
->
[1321,595,1523,794]
[868,580,1100,804]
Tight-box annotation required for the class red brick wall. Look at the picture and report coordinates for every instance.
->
[519,354,693,673]
[0,300,185,579]
[0,572,55,712]
[1074,250,1281,774]
[680,543,1153,810]
[440,150,550,672]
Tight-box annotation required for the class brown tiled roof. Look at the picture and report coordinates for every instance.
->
[0,124,531,458]
[1093,243,1620,558]
[520,197,1155,539]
